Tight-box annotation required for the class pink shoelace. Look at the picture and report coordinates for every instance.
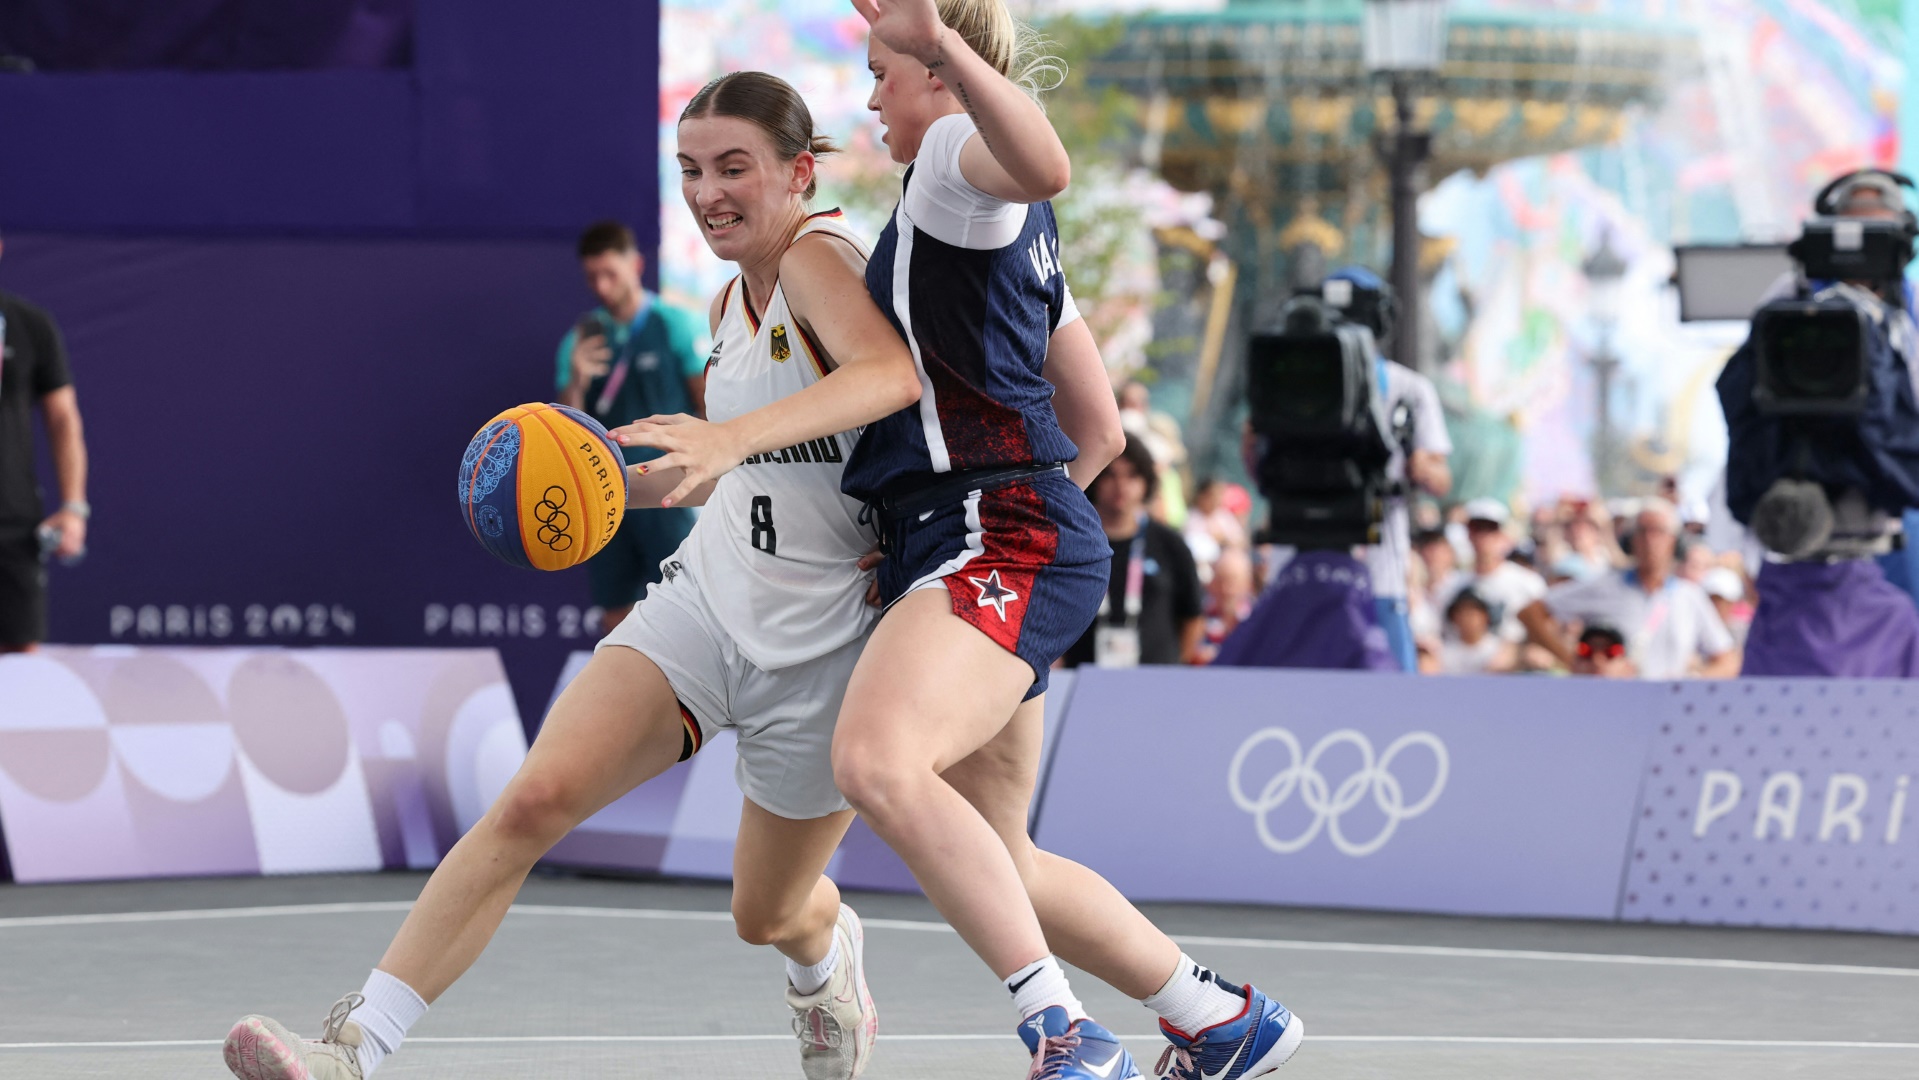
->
[1155,1044,1199,1080]
[1028,1029,1084,1080]
[791,1004,844,1051]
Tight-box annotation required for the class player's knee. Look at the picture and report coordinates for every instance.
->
[489,773,581,846]
[832,746,914,823]
[731,902,801,948]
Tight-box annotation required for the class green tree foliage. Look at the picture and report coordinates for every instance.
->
[1039,16,1155,355]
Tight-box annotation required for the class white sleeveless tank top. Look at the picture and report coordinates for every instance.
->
[680,210,880,670]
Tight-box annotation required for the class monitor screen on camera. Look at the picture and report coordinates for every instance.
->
[1673,244,1792,322]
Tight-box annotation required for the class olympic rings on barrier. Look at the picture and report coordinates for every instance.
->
[1227,727,1449,857]
[533,486,573,551]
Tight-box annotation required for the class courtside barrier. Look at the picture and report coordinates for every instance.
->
[0,647,526,883]
[1621,680,1919,934]
[6,650,1917,935]
[1038,669,1658,920]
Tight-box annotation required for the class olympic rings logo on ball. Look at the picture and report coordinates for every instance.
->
[1227,727,1448,858]
[533,486,573,551]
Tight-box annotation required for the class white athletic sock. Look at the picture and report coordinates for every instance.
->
[1005,956,1088,1024]
[1142,954,1246,1036]
[353,969,428,1076]
[786,936,842,996]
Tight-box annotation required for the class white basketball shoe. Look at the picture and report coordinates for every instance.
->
[224,993,367,1080]
[785,903,879,1080]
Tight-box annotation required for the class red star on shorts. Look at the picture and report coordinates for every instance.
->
[966,569,1021,622]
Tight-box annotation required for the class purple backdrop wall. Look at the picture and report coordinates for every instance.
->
[0,233,617,728]
[0,0,660,241]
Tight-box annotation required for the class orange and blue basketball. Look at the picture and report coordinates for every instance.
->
[458,403,627,570]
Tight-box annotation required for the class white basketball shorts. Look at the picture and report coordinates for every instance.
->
[596,557,865,820]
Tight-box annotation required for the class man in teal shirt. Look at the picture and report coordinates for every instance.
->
[556,221,706,634]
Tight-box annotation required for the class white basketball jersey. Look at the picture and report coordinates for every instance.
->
[680,211,879,671]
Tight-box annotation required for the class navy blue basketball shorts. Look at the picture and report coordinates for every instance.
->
[877,470,1107,699]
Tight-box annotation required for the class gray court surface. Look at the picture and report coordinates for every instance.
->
[3,871,1918,1079]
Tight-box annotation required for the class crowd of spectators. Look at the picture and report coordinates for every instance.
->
[1407,492,1752,678]
[1062,382,1752,679]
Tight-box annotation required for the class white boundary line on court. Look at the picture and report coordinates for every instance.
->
[4,1035,1919,1052]
[4,900,1918,980]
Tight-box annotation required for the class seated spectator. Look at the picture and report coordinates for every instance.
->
[1118,380,1189,527]
[1064,435,1204,668]
[1182,476,1249,583]
[1701,567,1753,650]
[1557,498,1622,581]
[1198,546,1256,663]
[1438,498,1547,643]
[1438,589,1516,675]
[1528,504,1569,572]
[1406,542,1445,655]
[1678,535,1717,583]
[1570,624,1638,678]
[1518,498,1739,679]
[1545,556,1587,586]
[1412,527,1457,606]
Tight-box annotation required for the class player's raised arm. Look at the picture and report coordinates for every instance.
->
[856,0,1069,203]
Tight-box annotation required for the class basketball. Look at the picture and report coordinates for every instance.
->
[458,402,627,570]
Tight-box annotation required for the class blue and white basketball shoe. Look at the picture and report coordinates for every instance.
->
[1018,1006,1142,1080]
[1153,982,1303,1079]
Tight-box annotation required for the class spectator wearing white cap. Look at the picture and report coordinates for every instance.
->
[1518,498,1739,679]
[1437,497,1546,643]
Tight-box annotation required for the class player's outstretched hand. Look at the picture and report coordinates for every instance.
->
[610,414,748,508]
[851,0,944,66]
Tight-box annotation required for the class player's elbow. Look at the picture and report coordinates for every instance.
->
[1080,414,1124,475]
[1026,160,1071,203]
[885,359,923,411]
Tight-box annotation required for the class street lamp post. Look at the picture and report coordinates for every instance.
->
[1364,0,1447,375]
[1581,232,1628,495]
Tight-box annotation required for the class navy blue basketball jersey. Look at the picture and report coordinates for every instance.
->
[843,117,1079,500]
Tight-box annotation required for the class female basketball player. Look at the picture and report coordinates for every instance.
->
[222,73,922,1080]
[621,2,1303,1078]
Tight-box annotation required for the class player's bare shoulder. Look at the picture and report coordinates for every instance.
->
[781,231,868,307]
[779,232,873,371]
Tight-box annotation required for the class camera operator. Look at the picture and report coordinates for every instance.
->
[1326,268,1453,671]
[1716,169,1919,676]
[1213,268,1406,671]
